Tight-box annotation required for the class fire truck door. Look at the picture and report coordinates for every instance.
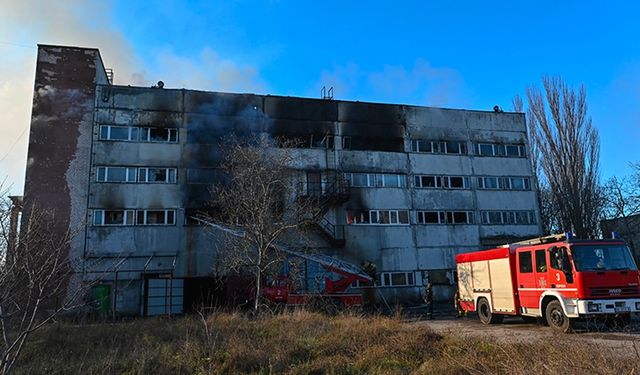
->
[516,250,537,308]
[548,246,577,296]
[534,249,549,289]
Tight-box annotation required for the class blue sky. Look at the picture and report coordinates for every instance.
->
[1,1,639,193]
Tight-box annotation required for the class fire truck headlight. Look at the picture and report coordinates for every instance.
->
[635,302,640,311]
[587,302,601,312]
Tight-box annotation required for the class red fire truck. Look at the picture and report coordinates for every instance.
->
[192,216,373,308]
[456,233,640,332]
[261,249,373,307]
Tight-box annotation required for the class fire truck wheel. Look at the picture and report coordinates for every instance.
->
[477,298,503,325]
[545,300,573,333]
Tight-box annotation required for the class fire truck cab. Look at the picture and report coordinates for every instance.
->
[456,233,640,332]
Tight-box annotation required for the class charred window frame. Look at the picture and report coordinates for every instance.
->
[137,167,177,183]
[342,136,352,150]
[346,209,409,225]
[474,143,526,158]
[96,166,137,183]
[411,139,467,155]
[416,210,474,225]
[480,210,536,225]
[310,134,334,149]
[141,127,179,143]
[414,175,469,189]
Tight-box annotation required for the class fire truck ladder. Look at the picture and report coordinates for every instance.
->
[191,216,401,312]
[499,232,573,248]
[190,216,371,282]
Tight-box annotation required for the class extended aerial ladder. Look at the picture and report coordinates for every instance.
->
[191,217,374,307]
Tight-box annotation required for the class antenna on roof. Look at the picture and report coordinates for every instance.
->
[321,86,334,100]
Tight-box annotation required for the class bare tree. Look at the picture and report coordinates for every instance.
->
[524,77,602,238]
[513,94,555,234]
[0,186,83,375]
[202,136,321,314]
[603,175,640,219]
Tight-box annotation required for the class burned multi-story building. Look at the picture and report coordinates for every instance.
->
[22,44,541,315]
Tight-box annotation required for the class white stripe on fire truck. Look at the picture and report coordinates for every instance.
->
[517,288,578,291]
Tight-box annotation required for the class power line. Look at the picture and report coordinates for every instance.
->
[0,41,36,49]
[0,127,29,163]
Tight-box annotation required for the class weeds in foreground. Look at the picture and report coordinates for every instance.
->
[15,311,640,374]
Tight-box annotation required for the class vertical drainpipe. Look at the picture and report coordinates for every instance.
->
[403,108,421,288]
[8,196,23,254]
[466,116,480,249]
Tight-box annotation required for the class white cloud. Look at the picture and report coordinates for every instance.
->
[148,47,267,93]
[312,59,468,108]
[0,0,266,194]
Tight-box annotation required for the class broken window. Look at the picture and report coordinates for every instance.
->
[342,136,352,150]
[138,168,177,183]
[379,210,390,224]
[453,211,470,224]
[449,176,466,189]
[445,141,466,154]
[417,211,439,224]
[141,127,179,143]
[346,210,370,224]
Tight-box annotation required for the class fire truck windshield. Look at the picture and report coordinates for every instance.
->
[571,245,638,272]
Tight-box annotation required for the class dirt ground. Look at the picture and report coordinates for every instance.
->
[408,306,640,355]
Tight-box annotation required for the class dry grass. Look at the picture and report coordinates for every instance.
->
[14,311,640,374]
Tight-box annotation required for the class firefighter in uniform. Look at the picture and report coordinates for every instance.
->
[423,283,434,319]
[454,288,466,318]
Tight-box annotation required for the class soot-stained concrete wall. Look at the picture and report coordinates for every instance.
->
[24,45,542,312]
[24,45,109,304]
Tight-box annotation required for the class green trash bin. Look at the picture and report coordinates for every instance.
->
[92,285,111,316]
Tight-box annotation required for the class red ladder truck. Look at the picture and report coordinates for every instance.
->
[191,216,373,308]
[261,248,373,307]
[456,233,640,332]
